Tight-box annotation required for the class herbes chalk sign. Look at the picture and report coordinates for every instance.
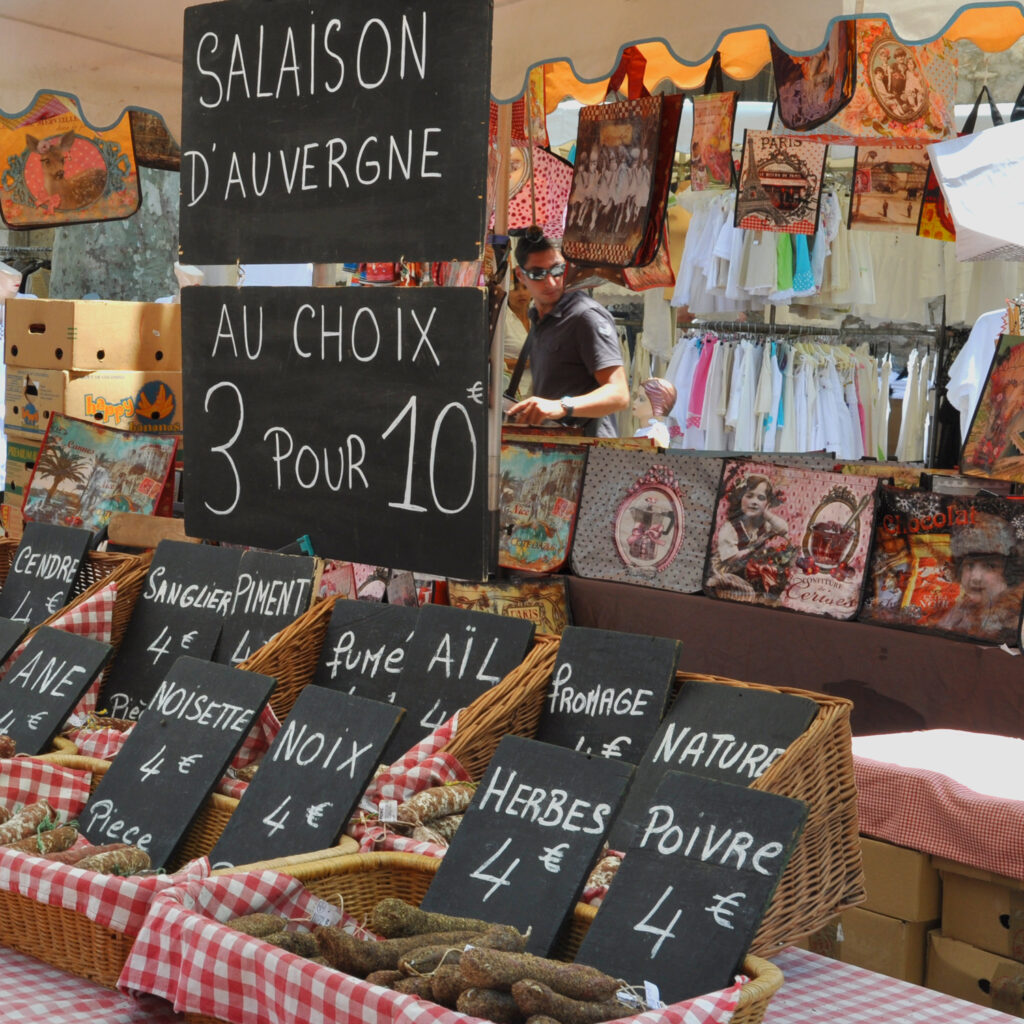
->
[80,656,275,868]
[534,626,680,763]
[608,679,818,850]
[179,0,492,264]
[181,286,491,578]
[577,772,807,1003]
[214,549,318,666]
[384,604,535,763]
[0,522,93,626]
[0,626,112,755]
[311,599,418,702]
[421,735,634,955]
[97,541,243,720]
[209,685,403,867]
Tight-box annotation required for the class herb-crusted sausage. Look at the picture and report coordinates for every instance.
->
[43,842,131,865]
[431,963,472,1007]
[74,846,151,875]
[510,980,632,1024]
[0,800,55,845]
[315,928,483,975]
[460,948,622,1001]
[457,987,524,1024]
[368,898,495,938]
[395,783,475,826]
[226,913,287,937]
[3,824,78,856]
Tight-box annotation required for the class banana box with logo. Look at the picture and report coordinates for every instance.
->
[4,367,74,437]
[4,430,41,502]
[63,370,183,434]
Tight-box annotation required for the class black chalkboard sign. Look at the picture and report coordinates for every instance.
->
[209,685,403,867]
[179,0,491,264]
[0,619,28,663]
[311,600,418,702]
[0,523,93,626]
[97,541,243,720]
[534,627,680,763]
[80,656,276,868]
[608,679,818,850]
[0,626,112,755]
[577,772,807,1003]
[181,286,492,579]
[384,604,535,763]
[421,735,633,955]
[214,549,318,666]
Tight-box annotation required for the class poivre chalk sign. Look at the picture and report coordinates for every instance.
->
[577,772,807,1003]
[0,522,93,626]
[420,734,633,955]
[0,626,112,755]
[209,685,403,867]
[179,0,491,264]
[80,656,275,868]
[214,549,318,666]
[533,626,680,763]
[384,604,535,763]
[311,600,418,702]
[96,541,243,720]
[181,286,492,578]
[607,679,817,849]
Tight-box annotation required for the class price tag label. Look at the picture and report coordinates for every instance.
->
[380,799,399,823]
[310,898,343,927]
[644,980,664,1009]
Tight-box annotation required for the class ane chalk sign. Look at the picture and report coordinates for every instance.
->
[577,771,807,1003]
[182,286,492,578]
[421,735,634,955]
[97,540,242,720]
[209,685,403,867]
[179,0,491,264]
[80,656,276,868]
[0,626,112,755]
[0,619,28,663]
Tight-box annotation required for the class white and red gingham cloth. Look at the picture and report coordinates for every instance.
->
[853,730,1024,881]
[119,868,745,1024]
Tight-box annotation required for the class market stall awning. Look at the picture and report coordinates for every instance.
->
[1,1,1023,142]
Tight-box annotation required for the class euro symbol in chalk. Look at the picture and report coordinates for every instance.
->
[306,801,333,827]
[539,842,570,873]
[45,592,63,613]
[177,753,204,774]
[705,891,746,929]
[181,630,198,650]
[600,736,632,758]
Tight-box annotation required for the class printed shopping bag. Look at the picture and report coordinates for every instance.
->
[691,53,738,191]
[771,20,857,132]
[961,334,1024,482]
[848,143,930,233]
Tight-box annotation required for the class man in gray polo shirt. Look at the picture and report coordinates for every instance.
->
[505,232,629,438]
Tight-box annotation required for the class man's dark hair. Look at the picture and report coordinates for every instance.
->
[514,228,558,267]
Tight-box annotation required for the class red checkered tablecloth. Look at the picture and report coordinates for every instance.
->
[852,730,1024,881]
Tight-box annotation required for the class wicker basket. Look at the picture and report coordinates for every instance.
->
[185,851,782,1024]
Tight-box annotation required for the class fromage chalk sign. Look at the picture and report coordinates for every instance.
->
[0,522,93,626]
[179,0,492,264]
[182,286,491,578]
[209,685,403,867]
[80,656,275,868]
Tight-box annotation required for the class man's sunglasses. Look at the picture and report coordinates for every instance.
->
[521,262,567,281]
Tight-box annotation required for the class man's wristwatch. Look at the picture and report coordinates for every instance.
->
[559,395,576,418]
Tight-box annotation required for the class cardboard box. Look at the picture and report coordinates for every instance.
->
[4,431,41,502]
[936,857,1024,962]
[5,299,181,371]
[64,371,184,434]
[1,502,23,539]
[862,836,942,921]
[926,930,1024,1015]
[5,367,72,437]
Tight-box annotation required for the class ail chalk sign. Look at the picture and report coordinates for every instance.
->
[179,0,491,264]
[0,522,93,626]
[577,772,807,1003]
[182,286,491,578]
[0,627,112,755]
[534,626,680,762]
[421,735,634,955]
[209,685,403,867]
[81,656,276,868]
[97,540,242,720]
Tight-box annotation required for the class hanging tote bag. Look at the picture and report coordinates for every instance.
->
[690,52,739,191]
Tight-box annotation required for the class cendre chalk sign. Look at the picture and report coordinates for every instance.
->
[179,0,492,264]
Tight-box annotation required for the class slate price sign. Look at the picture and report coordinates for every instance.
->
[577,772,807,1004]
[81,656,276,868]
[209,685,403,867]
[179,0,492,264]
[420,735,634,955]
[182,286,491,579]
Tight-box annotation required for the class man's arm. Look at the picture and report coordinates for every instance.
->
[507,365,629,425]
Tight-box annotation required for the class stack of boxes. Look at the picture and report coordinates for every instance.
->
[2,299,183,533]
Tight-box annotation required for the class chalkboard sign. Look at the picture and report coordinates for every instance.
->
[179,0,492,264]
[0,523,93,626]
[534,627,680,763]
[214,549,318,666]
[181,286,492,579]
[311,600,418,702]
[96,541,243,720]
[0,626,112,755]
[577,772,807,1003]
[80,656,276,868]
[0,619,28,663]
[384,604,535,763]
[420,735,633,955]
[607,680,818,850]
[209,685,403,867]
